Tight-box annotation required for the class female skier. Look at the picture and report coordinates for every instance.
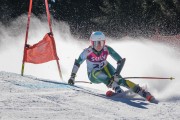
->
[68,31,156,103]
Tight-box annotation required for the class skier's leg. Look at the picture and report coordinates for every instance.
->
[88,63,123,93]
[88,63,115,85]
[118,77,155,102]
[102,63,124,93]
[88,70,107,84]
[101,63,153,98]
[110,81,124,93]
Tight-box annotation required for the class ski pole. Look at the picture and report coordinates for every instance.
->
[75,81,92,84]
[123,77,174,80]
[75,77,175,84]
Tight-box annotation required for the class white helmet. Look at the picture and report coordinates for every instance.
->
[90,31,106,51]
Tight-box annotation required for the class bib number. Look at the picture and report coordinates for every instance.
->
[93,61,105,70]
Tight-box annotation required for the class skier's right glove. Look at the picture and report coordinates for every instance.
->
[68,73,76,85]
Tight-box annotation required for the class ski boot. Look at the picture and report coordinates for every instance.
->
[133,85,158,104]
[106,82,124,97]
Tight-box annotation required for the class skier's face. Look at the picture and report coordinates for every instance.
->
[92,40,105,51]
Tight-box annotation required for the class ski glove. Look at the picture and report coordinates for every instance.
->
[113,73,119,82]
[68,73,76,85]
[107,74,119,88]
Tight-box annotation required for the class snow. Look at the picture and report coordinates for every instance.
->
[0,15,180,119]
[0,71,180,120]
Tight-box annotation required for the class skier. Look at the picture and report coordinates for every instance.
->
[68,31,156,103]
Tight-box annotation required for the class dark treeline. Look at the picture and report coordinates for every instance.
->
[0,0,179,39]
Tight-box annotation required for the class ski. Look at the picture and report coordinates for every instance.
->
[106,90,159,104]
[106,90,135,98]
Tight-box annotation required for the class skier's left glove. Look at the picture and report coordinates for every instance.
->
[113,72,119,81]
[68,73,76,85]
[107,73,119,88]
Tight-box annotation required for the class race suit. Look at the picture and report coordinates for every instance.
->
[70,45,155,101]
[74,45,135,89]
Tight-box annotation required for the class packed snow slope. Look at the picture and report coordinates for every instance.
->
[0,15,180,119]
[0,71,180,120]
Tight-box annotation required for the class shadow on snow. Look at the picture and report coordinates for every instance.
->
[9,75,150,109]
[35,78,150,109]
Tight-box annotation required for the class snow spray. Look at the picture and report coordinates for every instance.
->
[0,15,179,101]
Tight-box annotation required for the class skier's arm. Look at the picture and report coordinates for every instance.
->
[68,59,82,85]
[107,46,126,75]
[115,58,126,75]
[68,50,86,85]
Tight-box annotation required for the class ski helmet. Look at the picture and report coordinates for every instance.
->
[90,31,106,51]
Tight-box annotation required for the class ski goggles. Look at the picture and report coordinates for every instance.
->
[92,40,105,48]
